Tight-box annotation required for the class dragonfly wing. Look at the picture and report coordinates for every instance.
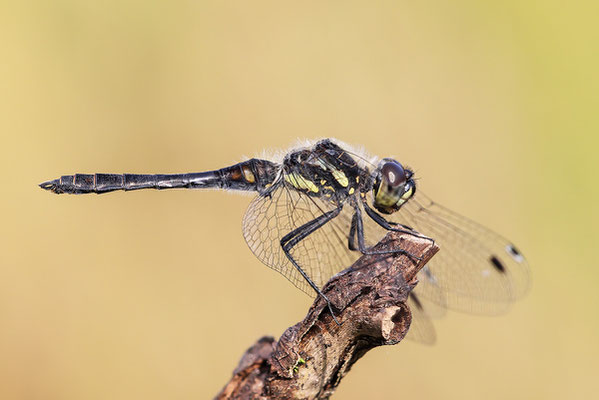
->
[393,191,531,314]
[405,291,437,345]
[411,276,448,318]
[242,179,357,296]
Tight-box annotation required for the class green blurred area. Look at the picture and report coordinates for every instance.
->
[1,1,597,399]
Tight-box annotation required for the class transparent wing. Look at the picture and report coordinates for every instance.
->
[350,189,530,315]
[395,191,531,314]
[410,279,448,319]
[242,183,439,344]
[405,292,437,345]
[242,178,357,296]
[335,202,450,315]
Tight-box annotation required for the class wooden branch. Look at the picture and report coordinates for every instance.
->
[216,231,439,400]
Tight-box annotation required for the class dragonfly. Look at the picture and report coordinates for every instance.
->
[40,138,530,343]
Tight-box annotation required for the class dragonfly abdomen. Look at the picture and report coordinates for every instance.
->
[39,159,279,195]
[38,172,224,194]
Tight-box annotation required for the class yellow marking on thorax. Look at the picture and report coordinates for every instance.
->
[331,169,349,187]
[315,158,349,187]
[285,173,319,193]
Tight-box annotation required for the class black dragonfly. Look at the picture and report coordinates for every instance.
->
[40,139,530,343]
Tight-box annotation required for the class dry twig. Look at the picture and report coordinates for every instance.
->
[216,231,438,400]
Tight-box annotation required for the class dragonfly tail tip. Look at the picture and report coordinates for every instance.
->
[39,179,60,194]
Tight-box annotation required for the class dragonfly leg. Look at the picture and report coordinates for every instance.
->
[280,206,343,325]
[347,212,358,251]
[353,202,427,262]
[362,201,435,248]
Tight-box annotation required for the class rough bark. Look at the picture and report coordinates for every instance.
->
[216,231,439,400]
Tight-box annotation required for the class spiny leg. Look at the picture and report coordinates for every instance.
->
[348,212,358,251]
[362,200,435,249]
[353,201,426,262]
[280,206,343,325]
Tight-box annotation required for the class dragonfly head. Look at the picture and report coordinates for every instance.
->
[372,159,415,214]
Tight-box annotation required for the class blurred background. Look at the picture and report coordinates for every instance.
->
[1,1,597,399]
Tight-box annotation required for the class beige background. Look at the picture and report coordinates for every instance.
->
[1,1,597,399]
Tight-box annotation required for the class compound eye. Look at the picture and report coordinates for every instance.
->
[381,162,406,187]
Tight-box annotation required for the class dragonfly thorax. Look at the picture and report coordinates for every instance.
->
[281,140,370,202]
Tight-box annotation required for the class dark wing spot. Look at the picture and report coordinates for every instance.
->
[508,244,521,256]
[489,255,506,273]
[505,244,525,263]
[410,293,423,310]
